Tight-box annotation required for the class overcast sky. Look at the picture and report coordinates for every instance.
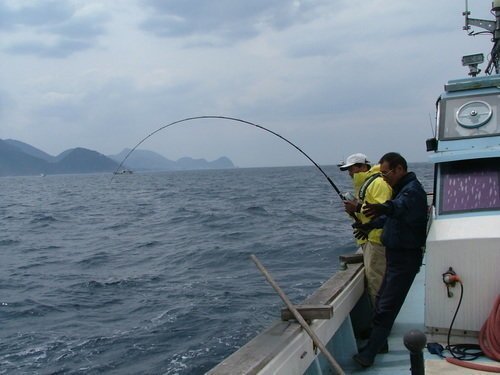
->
[0,0,494,167]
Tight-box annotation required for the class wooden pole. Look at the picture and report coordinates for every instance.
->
[250,254,345,375]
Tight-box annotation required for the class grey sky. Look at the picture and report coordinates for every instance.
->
[0,0,494,167]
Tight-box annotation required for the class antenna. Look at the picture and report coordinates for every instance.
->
[428,113,436,138]
[463,0,496,34]
[463,0,470,33]
[462,0,500,75]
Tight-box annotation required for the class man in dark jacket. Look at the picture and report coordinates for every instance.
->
[353,152,428,368]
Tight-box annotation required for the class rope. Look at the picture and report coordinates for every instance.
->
[445,358,500,373]
[479,294,500,361]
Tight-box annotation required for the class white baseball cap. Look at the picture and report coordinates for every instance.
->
[339,153,371,171]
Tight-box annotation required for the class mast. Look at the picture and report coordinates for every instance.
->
[463,0,500,75]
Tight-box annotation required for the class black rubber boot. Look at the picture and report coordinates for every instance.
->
[353,326,391,368]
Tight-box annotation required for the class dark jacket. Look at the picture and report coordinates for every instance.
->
[381,172,428,249]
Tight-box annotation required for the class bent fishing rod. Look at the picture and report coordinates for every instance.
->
[113,115,345,200]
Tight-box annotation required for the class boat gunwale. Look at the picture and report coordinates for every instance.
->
[207,255,364,374]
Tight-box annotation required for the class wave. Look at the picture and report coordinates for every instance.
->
[29,214,58,224]
[73,274,163,291]
[1,299,63,318]
[136,240,161,248]
[245,205,269,215]
[0,239,20,246]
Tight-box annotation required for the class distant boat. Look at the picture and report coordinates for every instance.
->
[113,169,133,175]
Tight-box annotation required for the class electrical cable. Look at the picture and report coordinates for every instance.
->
[444,281,484,361]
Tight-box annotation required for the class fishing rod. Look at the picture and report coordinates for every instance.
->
[113,115,345,200]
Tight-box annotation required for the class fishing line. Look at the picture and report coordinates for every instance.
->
[113,115,344,199]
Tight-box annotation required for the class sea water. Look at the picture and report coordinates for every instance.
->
[0,164,433,374]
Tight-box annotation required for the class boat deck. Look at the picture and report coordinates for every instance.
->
[349,260,500,374]
[343,260,427,374]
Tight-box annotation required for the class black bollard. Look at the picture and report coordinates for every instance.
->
[403,329,427,375]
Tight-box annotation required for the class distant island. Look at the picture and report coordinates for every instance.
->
[0,139,235,177]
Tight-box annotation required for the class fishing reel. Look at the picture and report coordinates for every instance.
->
[341,191,356,201]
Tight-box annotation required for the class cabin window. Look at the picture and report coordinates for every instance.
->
[439,94,500,140]
[439,158,500,214]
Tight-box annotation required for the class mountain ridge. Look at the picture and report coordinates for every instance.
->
[0,139,235,177]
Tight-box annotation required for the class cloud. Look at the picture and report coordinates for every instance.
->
[1,1,109,58]
[0,1,73,30]
[139,0,330,45]
[6,38,93,58]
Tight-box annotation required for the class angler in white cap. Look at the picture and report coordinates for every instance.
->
[338,153,392,340]
[339,153,372,175]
